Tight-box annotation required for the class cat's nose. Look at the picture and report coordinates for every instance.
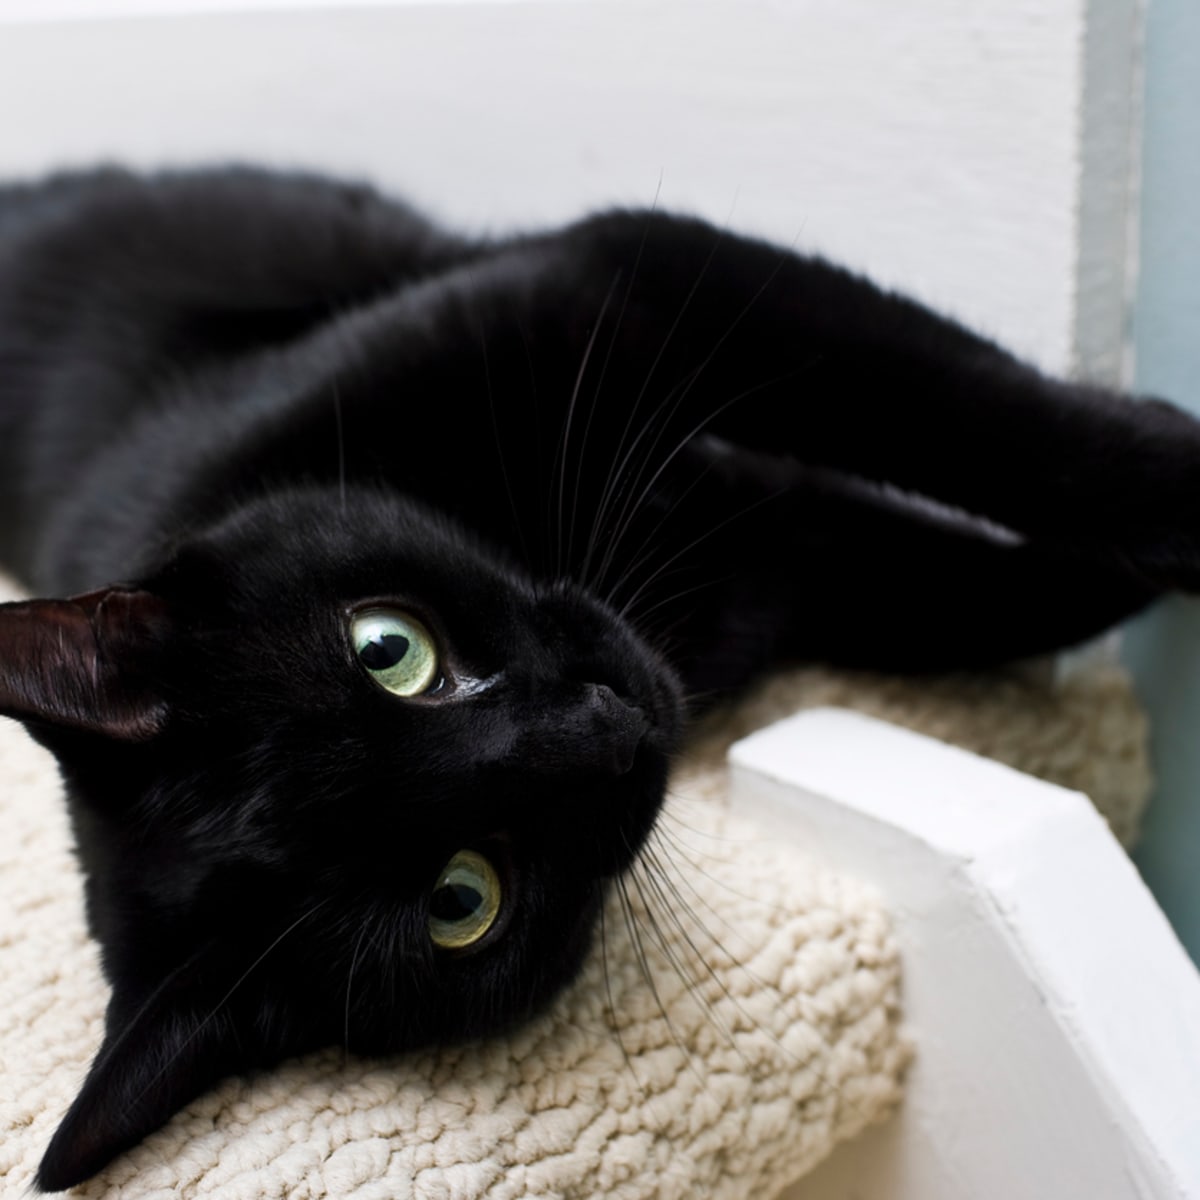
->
[576,682,647,776]
[509,680,649,778]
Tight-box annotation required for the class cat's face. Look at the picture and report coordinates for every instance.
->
[0,487,682,1189]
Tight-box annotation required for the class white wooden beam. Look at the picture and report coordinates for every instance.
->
[731,709,1200,1200]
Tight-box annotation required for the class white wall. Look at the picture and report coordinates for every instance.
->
[0,0,1140,381]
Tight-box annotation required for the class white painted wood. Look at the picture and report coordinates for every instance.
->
[1076,0,1144,384]
[0,0,1138,380]
[730,709,1200,1200]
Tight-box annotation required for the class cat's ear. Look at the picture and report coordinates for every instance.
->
[0,586,171,740]
[36,970,248,1192]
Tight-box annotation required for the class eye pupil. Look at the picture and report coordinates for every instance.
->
[359,633,410,671]
[431,881,484,923]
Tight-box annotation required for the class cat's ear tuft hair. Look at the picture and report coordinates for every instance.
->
[0,586,171,741]
[35,970,245,1192]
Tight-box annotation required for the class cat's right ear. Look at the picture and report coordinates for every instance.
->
[0,586,171,740]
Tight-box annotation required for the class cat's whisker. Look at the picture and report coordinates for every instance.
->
[597,890,637,1082]
[342,921,372,1064]
[589,453,723,608]
[592,242,810,597]
[512,317,551,574]
[578,191,661,587]
[613,871,693,1072]
[594,229,724,530]
[616,482,789,621]
[332,377,347,516]
[122,899,329,1122]
[607,352,824,602]
[470,285,533,575]
[556,273,621,577]
[652,818,796,916]
[582,221,730,591]
[585,372,699,595]
[641,839,826,1076]
[616,840,722,1090]
[590,365,784,602]
[81,952,204,1086]
[628,854,753,1069]
[567,266,633,580]
[653,862,829,1087]
[623,572,735,639]
[626,858,729,1028]
[642,836,766,986]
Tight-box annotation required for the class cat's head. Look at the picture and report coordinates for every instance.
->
[0,486,682,1191]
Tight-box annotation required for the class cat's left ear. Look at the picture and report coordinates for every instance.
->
[36,964,255,1192]
[0,586,171,740]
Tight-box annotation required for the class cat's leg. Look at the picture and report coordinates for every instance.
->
[618,455,1159,700]
[560,212,1200,592]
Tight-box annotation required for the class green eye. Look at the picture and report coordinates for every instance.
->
[350,608,439,697]
[429,849,502,950]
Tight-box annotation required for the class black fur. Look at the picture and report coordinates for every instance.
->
[0,167,1188,1189]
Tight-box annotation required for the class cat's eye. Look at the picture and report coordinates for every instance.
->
[350,608,439,697]
[428,849,503,950]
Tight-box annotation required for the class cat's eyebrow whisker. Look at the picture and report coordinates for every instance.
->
[470,288,533,575]
[621,571,734,636]
[584,371,699,594]
[332,377,347,515]
[609,350,823,605]
[591,364,794,602]
[592,245,808,597]
[578,193,661,586]
[512,317,551,574]
[567,267,629,577]
[586,227,726,579]
[588,450,723,605]
[555,273,621,578]
[616,478,791,620]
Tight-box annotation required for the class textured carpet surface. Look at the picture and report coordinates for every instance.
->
[0,568,1151,1198]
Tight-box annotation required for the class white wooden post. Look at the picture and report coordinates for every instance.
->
[732,710,1200,1200]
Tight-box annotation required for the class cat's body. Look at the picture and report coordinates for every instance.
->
[0,167,1192,1190]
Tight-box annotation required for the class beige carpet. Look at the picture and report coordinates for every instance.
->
[0,569,1150,1197]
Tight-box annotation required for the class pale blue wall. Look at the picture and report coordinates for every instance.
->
[1122,0,1200,961]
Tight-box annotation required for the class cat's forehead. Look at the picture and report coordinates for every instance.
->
[169,486,625,669]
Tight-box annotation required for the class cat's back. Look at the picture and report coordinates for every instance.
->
[0,168,482,581]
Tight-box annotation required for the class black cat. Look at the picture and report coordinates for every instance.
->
[0,168,1186,1190]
